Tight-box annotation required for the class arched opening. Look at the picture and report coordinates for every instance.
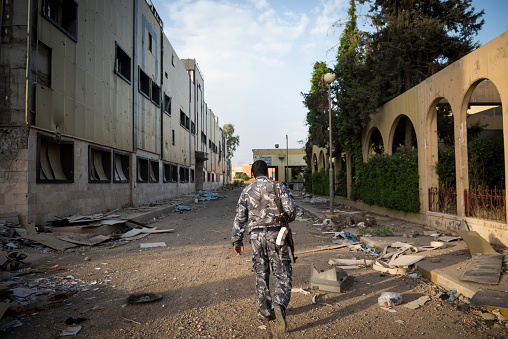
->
[318,150,325,170]
[313,153,318,172]
[465,79,505,222]
[428,98,457,215]
[368,127,384,156]
[391,115,417,153]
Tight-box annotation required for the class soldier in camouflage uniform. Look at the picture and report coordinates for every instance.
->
[232,160,296,333]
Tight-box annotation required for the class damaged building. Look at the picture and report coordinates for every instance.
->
[0,0,230,224]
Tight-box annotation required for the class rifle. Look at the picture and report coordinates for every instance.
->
[273,181,297,263]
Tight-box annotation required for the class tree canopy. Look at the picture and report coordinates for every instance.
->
[223,123,239,161]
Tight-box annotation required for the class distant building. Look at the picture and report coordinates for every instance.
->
[0,0,230,224]
[252,148,306,190]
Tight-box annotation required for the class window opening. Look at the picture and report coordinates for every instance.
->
[149,160,159,183]
[89,146,111,183]
[151,82,160,106]
[164,94,171,115]
[115,42,131,83]
[36,133,74,183]
[139,68,150,98]
[136,157,149,183]
[113,151,130,183]
[42,0,78,42]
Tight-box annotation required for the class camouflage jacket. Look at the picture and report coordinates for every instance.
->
[232,176,296,247]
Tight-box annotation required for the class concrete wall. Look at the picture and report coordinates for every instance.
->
[252,148,306,183]
[310,31,508,246]
[0,0,229,224]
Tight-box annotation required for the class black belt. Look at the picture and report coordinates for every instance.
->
[250,226,281,233]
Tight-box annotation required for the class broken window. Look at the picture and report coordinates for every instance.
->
[171,164,178,182]
[36,133,74,183]
[139,67,150,98]
[164,94,171,115]
[172,129,175,146]
[149,160,159,183]
[89,146,111,183]
[113,151,130,183]
[190,169,195,183]
[151,82,160,106]
[201,132,207,145]
[191,121,196,135]
[179,167,186,183]
[115,42,131,83]
[163,163,173,183]
[42,0,78,42]
[136,157,149,183]
[180,110,189,130]
[207,172,211,182]
[148,32,153,53]
[36,41,51,88]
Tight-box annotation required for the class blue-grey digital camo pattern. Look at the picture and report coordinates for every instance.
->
[232,176,296,312]
[231,176,296,247]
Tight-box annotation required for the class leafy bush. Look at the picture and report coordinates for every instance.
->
[360,148,420,213]
[233,172,250,181]
[436,148,456,187]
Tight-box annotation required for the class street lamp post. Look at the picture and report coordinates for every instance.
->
[286,135,288,187]
[323,72,335,216]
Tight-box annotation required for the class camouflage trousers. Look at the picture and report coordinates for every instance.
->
[250,229,292,315]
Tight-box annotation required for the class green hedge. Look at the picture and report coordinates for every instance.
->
[360,149,420,213]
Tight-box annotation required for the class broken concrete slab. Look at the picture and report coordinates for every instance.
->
[388,255,425,267]
[471,289,508,318]
[460,253,504,285]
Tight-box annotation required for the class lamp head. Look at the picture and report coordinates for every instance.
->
[323,73,335,84]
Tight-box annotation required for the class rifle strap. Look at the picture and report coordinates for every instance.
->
[273,181,283,216]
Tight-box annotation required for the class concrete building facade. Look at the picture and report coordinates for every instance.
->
[312,31,508,246]
[0,0,229,224]
[252,148,306,189]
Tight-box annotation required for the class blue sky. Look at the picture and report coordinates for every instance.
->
[151,0,508,167]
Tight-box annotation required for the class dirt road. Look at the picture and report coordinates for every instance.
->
[5,188,507,338]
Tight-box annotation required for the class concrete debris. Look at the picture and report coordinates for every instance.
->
[291,287,311,295]
[140,242,167,248]
[60,325,82,336]
[404,296,430,309]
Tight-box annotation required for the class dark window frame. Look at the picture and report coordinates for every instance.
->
[136,157,149,183]
[36,133,74,183]
[138,67,150,99]
[151,82,160,106]
[88,145,112,183]
[149,160,159,183]
[164,94,171,115]
[113,151,130,183]
[41,0,78,42]
[115,42,132,84]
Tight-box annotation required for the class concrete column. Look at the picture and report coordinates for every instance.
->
[453,101,468,217]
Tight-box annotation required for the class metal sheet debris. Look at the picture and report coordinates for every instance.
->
[404,296,430,309]
[456,230,499,255]
[21,234,78,251]
[388,255,425,267]
[140,242,167,248]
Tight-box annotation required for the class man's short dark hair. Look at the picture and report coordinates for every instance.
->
[252,160,268,177]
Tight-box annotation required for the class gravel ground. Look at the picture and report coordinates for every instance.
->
[3,188,508,338]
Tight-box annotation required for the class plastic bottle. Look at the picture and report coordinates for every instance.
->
[447,289,458,302]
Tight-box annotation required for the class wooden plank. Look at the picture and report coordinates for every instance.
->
[460,253,504,285]
[295,242,358,255]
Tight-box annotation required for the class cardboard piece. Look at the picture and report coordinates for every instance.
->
[403,296,430,309]
[296,243,358,255]
[437,235,461,242]
[309,265,354,293]
[60,235,110,246]
[456,230,498,255]
[22,234,77,251]
[0,302,10,319]
[460,253,504,285]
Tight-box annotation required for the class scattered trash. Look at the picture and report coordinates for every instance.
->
[127,293,162,303]
[378,292,402,308]
[258,325,267,330]
[328,258,375,267]
[291,287,311,295]
[174,205,194,213]
[309,265,353,293]
[395,320,404,324]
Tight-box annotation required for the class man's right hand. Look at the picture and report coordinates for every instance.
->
[234,246,244,256]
